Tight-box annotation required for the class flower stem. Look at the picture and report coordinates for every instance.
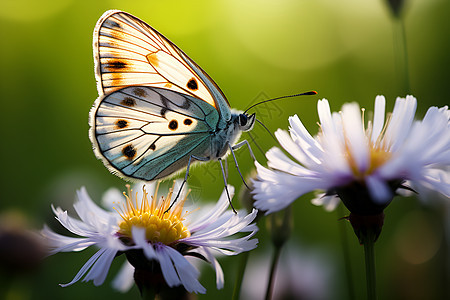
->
[265,245,282,300]
[338,206,356,300]
[393,17,410,94]
[141,285,157,300]
[232,251,250,300]
[363,230,377,300]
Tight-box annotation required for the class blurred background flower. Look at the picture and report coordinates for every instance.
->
[1,0,449,299]
[240,240,336,300]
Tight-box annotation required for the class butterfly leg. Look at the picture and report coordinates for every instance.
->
[165,154,209,213]
[218,158,237,214]
[232,140,256,161]
[228,140,256,189]
[227,143,250,189]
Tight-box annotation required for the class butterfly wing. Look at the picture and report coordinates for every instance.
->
[93,10,231,121]
[90,86,219,181]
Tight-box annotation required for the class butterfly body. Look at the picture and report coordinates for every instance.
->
[89,10,255,182]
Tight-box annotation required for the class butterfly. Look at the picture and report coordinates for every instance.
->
[89,10,256,200]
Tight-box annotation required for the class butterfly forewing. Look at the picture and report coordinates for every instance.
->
[94,10,229,115]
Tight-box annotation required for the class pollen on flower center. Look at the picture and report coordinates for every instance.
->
[343,108,393,178]
[116,183,190,245]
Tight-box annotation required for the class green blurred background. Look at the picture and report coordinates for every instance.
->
[1,0,449,299]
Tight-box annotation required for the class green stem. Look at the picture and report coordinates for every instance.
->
[393,17,410,94]
[232,251,250,300]
[338,206,356,300]
[363,231,377,300]
[265,246,282,300]
[141,286,156,300]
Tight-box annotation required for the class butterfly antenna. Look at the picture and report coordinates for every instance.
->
[247,130,265,157]
[243,91,317,115]
[255,118,277,142]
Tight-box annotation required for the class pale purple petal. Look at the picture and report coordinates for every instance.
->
[83,248,118,286]
[311,193,340,211]
[132,227,156,259]
[60,248,107,287]
[366,175,393,204]
[163,246,206,294]
[341,102,369,173]
[371,95,386,143]
[111,261,135,292]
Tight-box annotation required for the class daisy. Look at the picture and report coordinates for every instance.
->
[253,95,449,216]
[41,181,258,295]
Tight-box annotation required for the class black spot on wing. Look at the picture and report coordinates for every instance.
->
[168,120,178,131]
[133,88,147,97]
[106,60,127,70]
[184,118,192,125]
[187,78,198,91]
[105,20,122,29]
[121,97,136,107]
[123,145,136,159]
[116,119,128,129]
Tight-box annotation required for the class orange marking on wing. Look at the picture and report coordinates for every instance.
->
[104,59,128,71]
[110,31,124,40]
[146,52,159,67]
[164,83,172,88]
[106,73,124,86]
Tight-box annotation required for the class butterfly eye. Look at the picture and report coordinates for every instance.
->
[239,114,248,126]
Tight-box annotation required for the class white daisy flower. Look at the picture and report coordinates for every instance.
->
[42,182,258,295]
[253,96,449,215]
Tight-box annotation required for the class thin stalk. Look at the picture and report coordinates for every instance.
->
[141,286,156,300]
[363,231,377,300]
[265,246,282,300]
[338,206,356,300]
[232,251,250,300]
[393,17,410,94]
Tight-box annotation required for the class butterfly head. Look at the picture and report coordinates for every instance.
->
[238,112,256,132]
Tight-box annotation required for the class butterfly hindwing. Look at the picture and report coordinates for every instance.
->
[94,10,230,121]
[90,86,219,181]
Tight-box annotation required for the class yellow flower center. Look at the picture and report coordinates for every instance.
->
[343,110,393,178]
[116,183,191,245]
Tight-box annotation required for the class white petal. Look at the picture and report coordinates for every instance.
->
[156,245,206,294]
[198,247,224,289]
[111,261,135,292]
[311,193,340,211]
[253,162,328,214]
[41,225,94,253]
[52,206,100,238]
[288,115,324,166]
[75,187,112,225]
[132,227,157,259]
[341,102,370,173]
[366,175,393,204]
[266,147,315,176]
[164,246,206,294]
[371,95,386,143]
[383,96,416,151]
[83,248,117,286]
[275,129,317,167]
[155,245,180,287]
[101,187,124,211]
[187,186,234,232]
[60,248,107,287]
